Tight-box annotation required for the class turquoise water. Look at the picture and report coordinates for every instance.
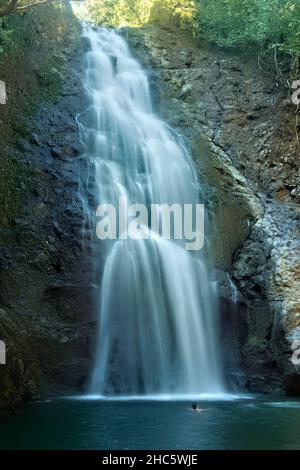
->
[0,396,300,450]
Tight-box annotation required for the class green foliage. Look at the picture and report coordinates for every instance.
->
[88,0,151,27]
[88,0,300,66]
[150,0,197,30]
[0,21,14,54]
[196,0,300,57]
[0,3,71,57]
[0,9,45,57]
[87,0,197,29]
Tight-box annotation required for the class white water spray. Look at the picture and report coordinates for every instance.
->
[79,26,224,396]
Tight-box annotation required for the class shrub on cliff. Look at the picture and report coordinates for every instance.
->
[196,0,300,58]
[87,0,197,29]
[0,0,61,18]
[87,0,149,27]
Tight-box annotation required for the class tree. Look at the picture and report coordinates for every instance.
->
[0,0,60,18]
[87,0,197,28]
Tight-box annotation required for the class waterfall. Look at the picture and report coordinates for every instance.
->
[79,25,224,397]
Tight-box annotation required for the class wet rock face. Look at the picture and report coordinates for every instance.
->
[0,38,96,408]
[233,203,300,393]
[124,26,300,394]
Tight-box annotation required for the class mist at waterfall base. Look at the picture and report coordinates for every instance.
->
[78,25,225,399]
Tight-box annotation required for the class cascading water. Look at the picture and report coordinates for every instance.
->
[79,25,224,397]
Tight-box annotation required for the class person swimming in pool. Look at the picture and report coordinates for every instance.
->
[192,403,203,412]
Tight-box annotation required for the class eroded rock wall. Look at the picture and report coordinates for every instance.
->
[0,5,95,409]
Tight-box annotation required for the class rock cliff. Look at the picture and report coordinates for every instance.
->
[0,4,95,409]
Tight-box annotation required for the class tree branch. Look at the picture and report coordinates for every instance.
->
[17,0,59,13]
[0,0,18,18]
[0,0,59,18]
